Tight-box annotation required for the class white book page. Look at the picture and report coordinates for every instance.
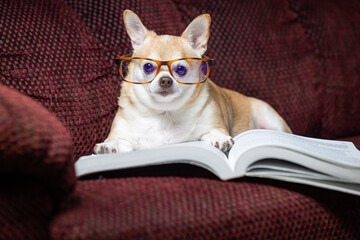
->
[228,145,360,182]
[229,129,360,169]
[246,159,341,182]
[76,141,234,179]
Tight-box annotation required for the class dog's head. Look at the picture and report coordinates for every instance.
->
[121,10,211,111]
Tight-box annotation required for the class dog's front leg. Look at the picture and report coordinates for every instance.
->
[94,115,135,154]
[201,129,235,152]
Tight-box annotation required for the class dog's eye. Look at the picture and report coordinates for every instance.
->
[175,65,187,77]
[143,63,156,74]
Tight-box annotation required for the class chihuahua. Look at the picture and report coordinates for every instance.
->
[94,10,292,154]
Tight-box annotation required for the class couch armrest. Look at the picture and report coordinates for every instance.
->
[0,84,76,196]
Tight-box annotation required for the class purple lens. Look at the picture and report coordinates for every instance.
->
[201,62,208,76]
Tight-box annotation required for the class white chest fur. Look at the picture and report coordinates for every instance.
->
[129,111,197,149]
[115,84,212,150]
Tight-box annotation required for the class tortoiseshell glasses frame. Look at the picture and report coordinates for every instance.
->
[115,54,214,85]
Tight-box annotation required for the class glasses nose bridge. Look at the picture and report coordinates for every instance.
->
[158,61,172,73]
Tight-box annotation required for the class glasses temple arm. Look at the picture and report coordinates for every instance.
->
[208,59,214,67]
[115,53,133,65]
[202,55,214,66]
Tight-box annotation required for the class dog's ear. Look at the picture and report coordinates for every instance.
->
[181,14,211,55]
[123,10,148,50]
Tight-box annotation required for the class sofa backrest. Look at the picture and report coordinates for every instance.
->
[289,0,360,139]
[1,0,359,159]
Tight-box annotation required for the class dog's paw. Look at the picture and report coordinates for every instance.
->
[94,139,133,154]
[94,141,118,154]
[201,130,235,152]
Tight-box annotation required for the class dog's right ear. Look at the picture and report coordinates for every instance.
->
[123,10,148,50]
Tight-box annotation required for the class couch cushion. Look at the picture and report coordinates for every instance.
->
[0,85,75,239]
[289,0,360,139]
[173,0,322,137]
[0,85,75,196]
[50,176,360,239]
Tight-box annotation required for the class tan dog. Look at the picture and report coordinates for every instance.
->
[94,10,291,154]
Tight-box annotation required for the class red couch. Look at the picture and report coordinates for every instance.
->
[1,0,360,239]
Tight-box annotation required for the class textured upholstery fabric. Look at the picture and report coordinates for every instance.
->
[0,79,74,240]
[0,0,119,159]
[0,85,75,196]
[289,0,360,138]
[51,177,360,239]
[0,178,53,240]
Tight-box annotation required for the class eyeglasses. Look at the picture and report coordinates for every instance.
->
[115,54,214,85]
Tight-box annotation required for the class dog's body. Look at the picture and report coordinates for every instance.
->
[94,10,291,154]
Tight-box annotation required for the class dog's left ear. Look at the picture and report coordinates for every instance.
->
[181,14,211,55]
[123,10,149,50]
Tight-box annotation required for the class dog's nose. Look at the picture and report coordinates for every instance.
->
[159,77,173,89]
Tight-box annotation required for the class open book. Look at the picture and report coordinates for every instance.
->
[76,129,360,196]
